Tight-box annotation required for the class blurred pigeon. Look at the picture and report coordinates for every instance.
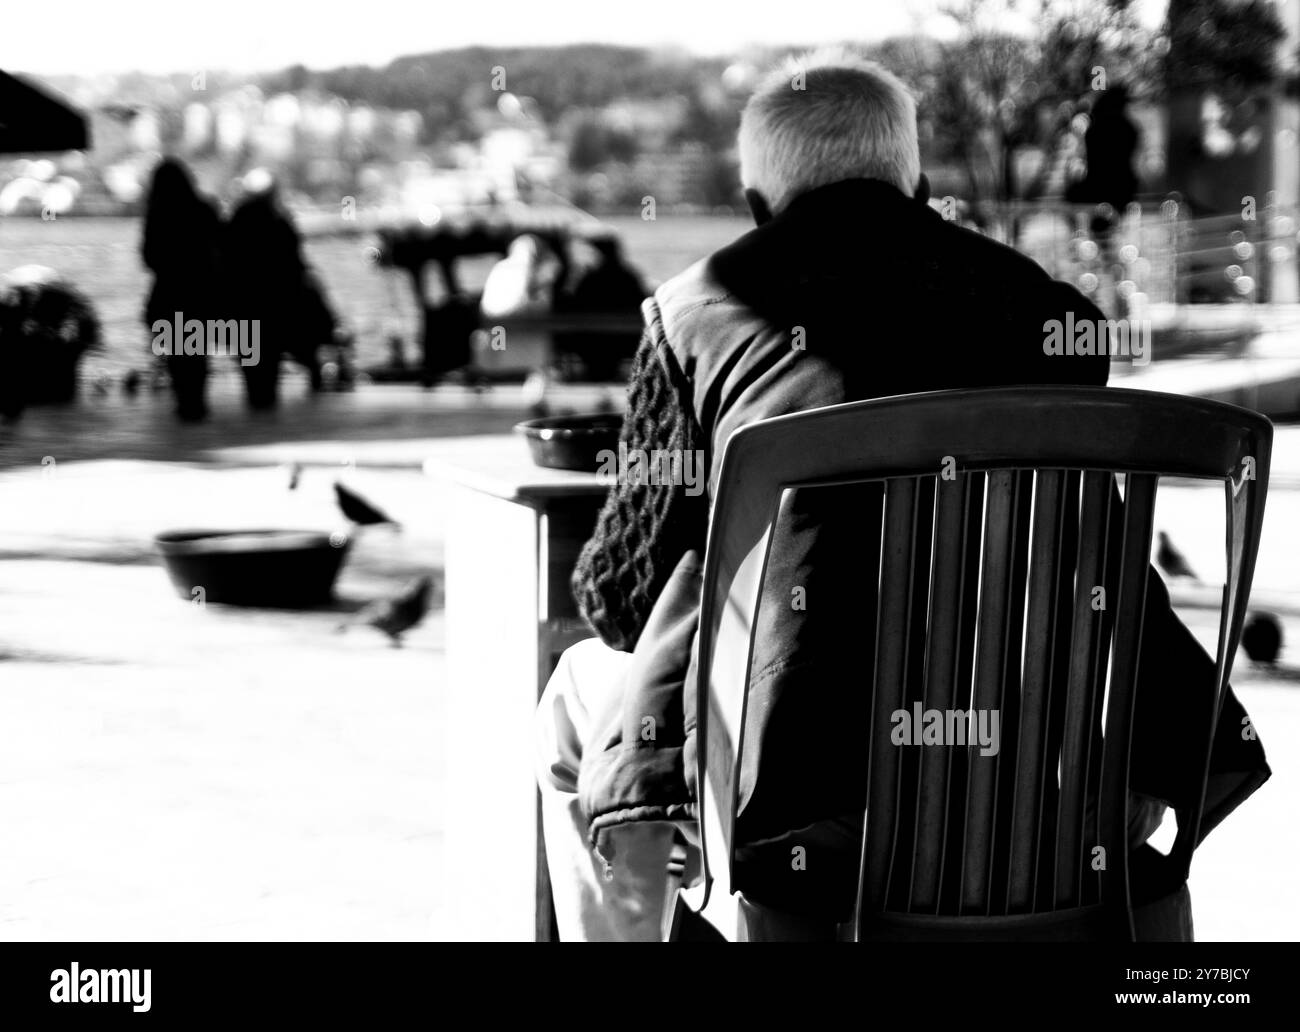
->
[337,575,432,646]
[1241,612,1282,666]
[334,481,400,528]
[287,462,303,491]
[122,369,141,396]
[522,369,550,416]
[1156,531,1197,580]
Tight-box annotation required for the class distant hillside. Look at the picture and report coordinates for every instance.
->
[260,45,731,142]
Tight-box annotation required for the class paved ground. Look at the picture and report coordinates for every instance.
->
[1,385,1298,940]
[0,460,454,940]
[0,385,500,940]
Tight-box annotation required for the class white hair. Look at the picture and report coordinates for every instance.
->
[738,47,920,214]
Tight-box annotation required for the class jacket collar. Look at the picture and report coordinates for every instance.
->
[710,178,940,310]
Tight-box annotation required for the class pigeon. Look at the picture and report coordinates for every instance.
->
[337,575,432,646]
[334,481,400,528]
[522,369,550,416]
[1156,531,1198,580]
[287,462,303,491]
[122,369,141,396]
[1241,612,1282,666]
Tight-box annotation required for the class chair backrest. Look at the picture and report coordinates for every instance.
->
[693,386,1271,941]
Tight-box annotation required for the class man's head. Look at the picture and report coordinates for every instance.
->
[738,47,921,223]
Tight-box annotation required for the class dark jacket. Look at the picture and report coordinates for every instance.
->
[573,178,1270,919]
[141,164,222,328]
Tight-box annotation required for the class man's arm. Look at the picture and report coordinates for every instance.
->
[571,329,709,652]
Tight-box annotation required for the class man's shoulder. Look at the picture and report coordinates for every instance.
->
[643,257,767,360]
[932,217,1105,325]
[936,216,1054,285]
[647,258,733,327]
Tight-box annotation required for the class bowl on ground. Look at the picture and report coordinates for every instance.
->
[514,412,622,472]
[154,529,350,608]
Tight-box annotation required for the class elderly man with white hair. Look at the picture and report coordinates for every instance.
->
[533,48,1270,941]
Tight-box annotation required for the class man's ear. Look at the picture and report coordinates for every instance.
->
[914,172,931,205]
[744,188,773,226]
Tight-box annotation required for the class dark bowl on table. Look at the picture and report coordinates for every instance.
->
[155,529,351,608]
[514,412,622,472]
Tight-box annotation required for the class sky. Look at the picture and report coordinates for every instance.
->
[2,0,1171,77]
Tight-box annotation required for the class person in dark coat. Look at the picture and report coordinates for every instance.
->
[1071,86,1140,210]
[553,234,647,382]
[223,173,335,409]
[1067,85,1141,245]
[535,50,1269,941]
[141,158,221,421]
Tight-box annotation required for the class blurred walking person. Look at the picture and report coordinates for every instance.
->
[223,170,336,410]
[1066,85,1141,257]
[141,158,220,421]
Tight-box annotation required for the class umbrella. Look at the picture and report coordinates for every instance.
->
[0,70,89,154]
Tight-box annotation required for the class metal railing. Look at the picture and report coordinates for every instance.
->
[957,197,1300,313]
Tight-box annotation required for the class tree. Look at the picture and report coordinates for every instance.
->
[1162,0,1285,218]
[899,0,1158,204]
[1165,0,1284,96]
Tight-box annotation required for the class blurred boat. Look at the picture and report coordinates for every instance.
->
[367,209,642,386]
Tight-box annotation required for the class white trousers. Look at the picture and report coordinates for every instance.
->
[533,637,698,942]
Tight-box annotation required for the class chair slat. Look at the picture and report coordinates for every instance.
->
[890,477,938,910]
[939,474,987,913]
[1075,483,1122,908]
[1097,473,1157,919]
[1007,469,1064,911]
[1055,470,1113,907]
[909,472,968,911]
[988,470,1033,913]
[1033,469,1081,911]
[865,476,919,911]
[960,470,1016,913]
